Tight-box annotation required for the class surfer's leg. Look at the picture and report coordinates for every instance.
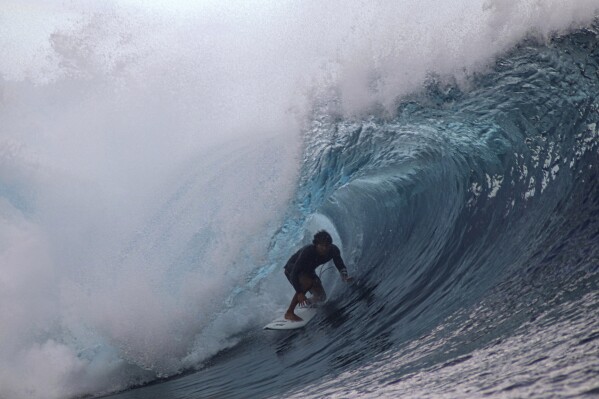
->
[284,270,302,321]
[285,293,303,321]
[285,274,312,321]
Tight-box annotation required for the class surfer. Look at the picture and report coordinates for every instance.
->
[284,230,353,321]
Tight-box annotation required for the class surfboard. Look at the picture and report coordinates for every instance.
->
[263,306,318,330]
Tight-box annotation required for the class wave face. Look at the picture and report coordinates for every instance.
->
[2,3,599,399]
[105,26,599,399]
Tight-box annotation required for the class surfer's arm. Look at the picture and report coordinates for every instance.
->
[331,246,352,281]
[289,269,309,305]
[290,272,303,293]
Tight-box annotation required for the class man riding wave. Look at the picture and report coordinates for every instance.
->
[283,230,353,321]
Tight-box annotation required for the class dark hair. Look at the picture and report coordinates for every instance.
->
[313,230,333,245]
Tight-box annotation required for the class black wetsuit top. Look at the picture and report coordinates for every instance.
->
[284,244,348,293]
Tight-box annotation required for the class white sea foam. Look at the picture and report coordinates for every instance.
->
[1,1,599,397]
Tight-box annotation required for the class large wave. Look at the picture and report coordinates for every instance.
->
[1,2,599,398]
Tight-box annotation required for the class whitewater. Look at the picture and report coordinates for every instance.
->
[1,1,599,398]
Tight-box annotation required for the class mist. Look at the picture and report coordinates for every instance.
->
[1,1,598,398]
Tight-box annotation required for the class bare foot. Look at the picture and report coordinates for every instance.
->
[284,311,303,322]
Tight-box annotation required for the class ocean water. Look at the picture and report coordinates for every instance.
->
[1,2,599,399]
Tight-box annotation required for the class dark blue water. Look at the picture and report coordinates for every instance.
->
[102,26,599,399]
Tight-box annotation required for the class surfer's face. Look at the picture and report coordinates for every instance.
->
[316,243,330,256]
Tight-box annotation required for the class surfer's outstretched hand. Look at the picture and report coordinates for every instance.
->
[297,292,309,306]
